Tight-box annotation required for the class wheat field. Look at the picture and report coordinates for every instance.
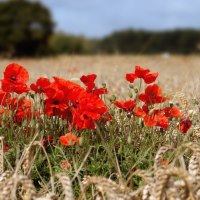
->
[0,55,200,97]
[1,55,200,199]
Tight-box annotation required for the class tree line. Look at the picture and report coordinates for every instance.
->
[0,0,200,57]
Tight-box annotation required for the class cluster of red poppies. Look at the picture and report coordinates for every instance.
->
[0,63,192,148]
[114,66,192,133]
[0,63,109,129]
[0,63,111,146]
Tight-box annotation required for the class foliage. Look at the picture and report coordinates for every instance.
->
[99,29,200,54]
[49,29,200,55]
[0,0,53,57]
[49,33,95,55]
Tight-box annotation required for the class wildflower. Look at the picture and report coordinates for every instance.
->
[1,63,29,94]
[93,88,108,96]
[126,66,158,84]
[3,145,10,152]
[144,110,168,129]
[60,132,80,146]
[30,77,51,93]
[51,77,109,129]
[0,108,10,126]
[72,93,109,129]
[139,84,169,105]
[80,74,96,92]
[52,76,85,105]
[10,97,38,122]
[80,74,108,95]
[178,117,192,133]
[44,88,69,118]
[114,100,136,112]
[163,106,182,119]
[0,89,11,107]
[134,105,149,117]
[0,108,4,115]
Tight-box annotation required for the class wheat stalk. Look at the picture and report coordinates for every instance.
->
[0,137,4,175]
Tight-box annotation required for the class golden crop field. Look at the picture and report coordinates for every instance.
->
[0,55,200,97]
[1,55,200,199]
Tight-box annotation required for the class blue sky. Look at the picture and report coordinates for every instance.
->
[42,0,200,38]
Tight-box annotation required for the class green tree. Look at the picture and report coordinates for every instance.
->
[0,0,53,57]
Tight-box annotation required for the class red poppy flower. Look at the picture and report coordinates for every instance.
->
[0,108,4,115]
[164,107,182,118]
[72,93,108,129]
[44,88,69,118]
[126,73,138,83]
[114,100,136,112]
[0,89,11,107]
[80,74,96,92]
[1,63,29,94]
[10,97,38,122]
[3,145,10,152]
[52,77,85,105]
[30,77,51,93]
[178,118,192,133]
[134,105,149,117]
[126,66,158,84]
[60,132,80,146]
[144,111,168,129]
[143,72,159,84]
[42,77,108,129]
[139,84,169,105]
[80,74,108,96]
[135,66,150,78]
[100,112,112,121]
[0,108,10,125]
[93,88,108,96]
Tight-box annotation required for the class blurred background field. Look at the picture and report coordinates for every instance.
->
[0,55,200,97]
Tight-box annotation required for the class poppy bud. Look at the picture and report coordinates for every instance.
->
[139,119,144,127]
[127,111,132,118]
[102,83,106,88]
[5,98,9,106]
[192,99,199,105]
[159,127,164,133]
[29,93,35,99]
[128,91,133,98]
[169,101,173,108]
[110,95,116,102]
[129,84,134,89]
[134,88,138,93]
